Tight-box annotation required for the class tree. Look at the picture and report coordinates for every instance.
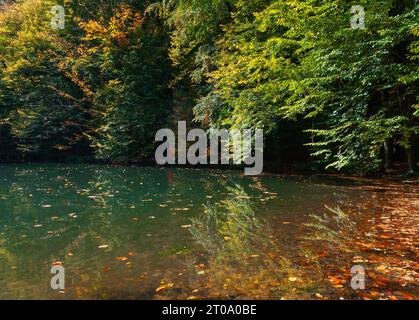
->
[284,0,418,174]
[0,0,91,161]
[197,0,418,174]
[73,3,172,162]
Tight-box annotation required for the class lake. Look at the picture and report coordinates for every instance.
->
[0,164,417,300]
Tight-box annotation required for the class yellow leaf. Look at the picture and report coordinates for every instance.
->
[156,283,174,294]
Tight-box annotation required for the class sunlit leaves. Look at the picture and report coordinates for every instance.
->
[0,0,90,160]
[188,0,418,174]
[74,3,171,162]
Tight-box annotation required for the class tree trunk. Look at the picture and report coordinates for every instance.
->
[384,140,393,171]
[406,139,417,173]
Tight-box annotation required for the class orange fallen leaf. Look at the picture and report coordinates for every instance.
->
[370,291,381,297]
[400,292,414,300]
[328,275,346,288]
[115,257,128,261]
[360,294,373,300]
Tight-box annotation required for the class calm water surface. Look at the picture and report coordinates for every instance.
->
[0,164,416,299]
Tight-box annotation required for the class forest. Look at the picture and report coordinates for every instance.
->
[0,0,418,302]
[0,0,417,175]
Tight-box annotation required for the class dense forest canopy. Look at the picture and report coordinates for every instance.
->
[0,0,417,175]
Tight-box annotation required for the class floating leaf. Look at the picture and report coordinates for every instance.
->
[156,283,174,294]
[115,257,128,261]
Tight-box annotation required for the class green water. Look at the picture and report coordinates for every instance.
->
[0,164,395,299]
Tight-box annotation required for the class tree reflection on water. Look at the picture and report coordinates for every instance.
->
[188,186,323,299]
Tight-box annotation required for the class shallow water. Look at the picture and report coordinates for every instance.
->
[0,164,417,299]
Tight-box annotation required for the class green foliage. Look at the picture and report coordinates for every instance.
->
[286,0,418,173]
[0,0,170,163]
[0,0,417,173]
[73,3,171,162]
[195,0,418,173]
[0,0,90,160]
